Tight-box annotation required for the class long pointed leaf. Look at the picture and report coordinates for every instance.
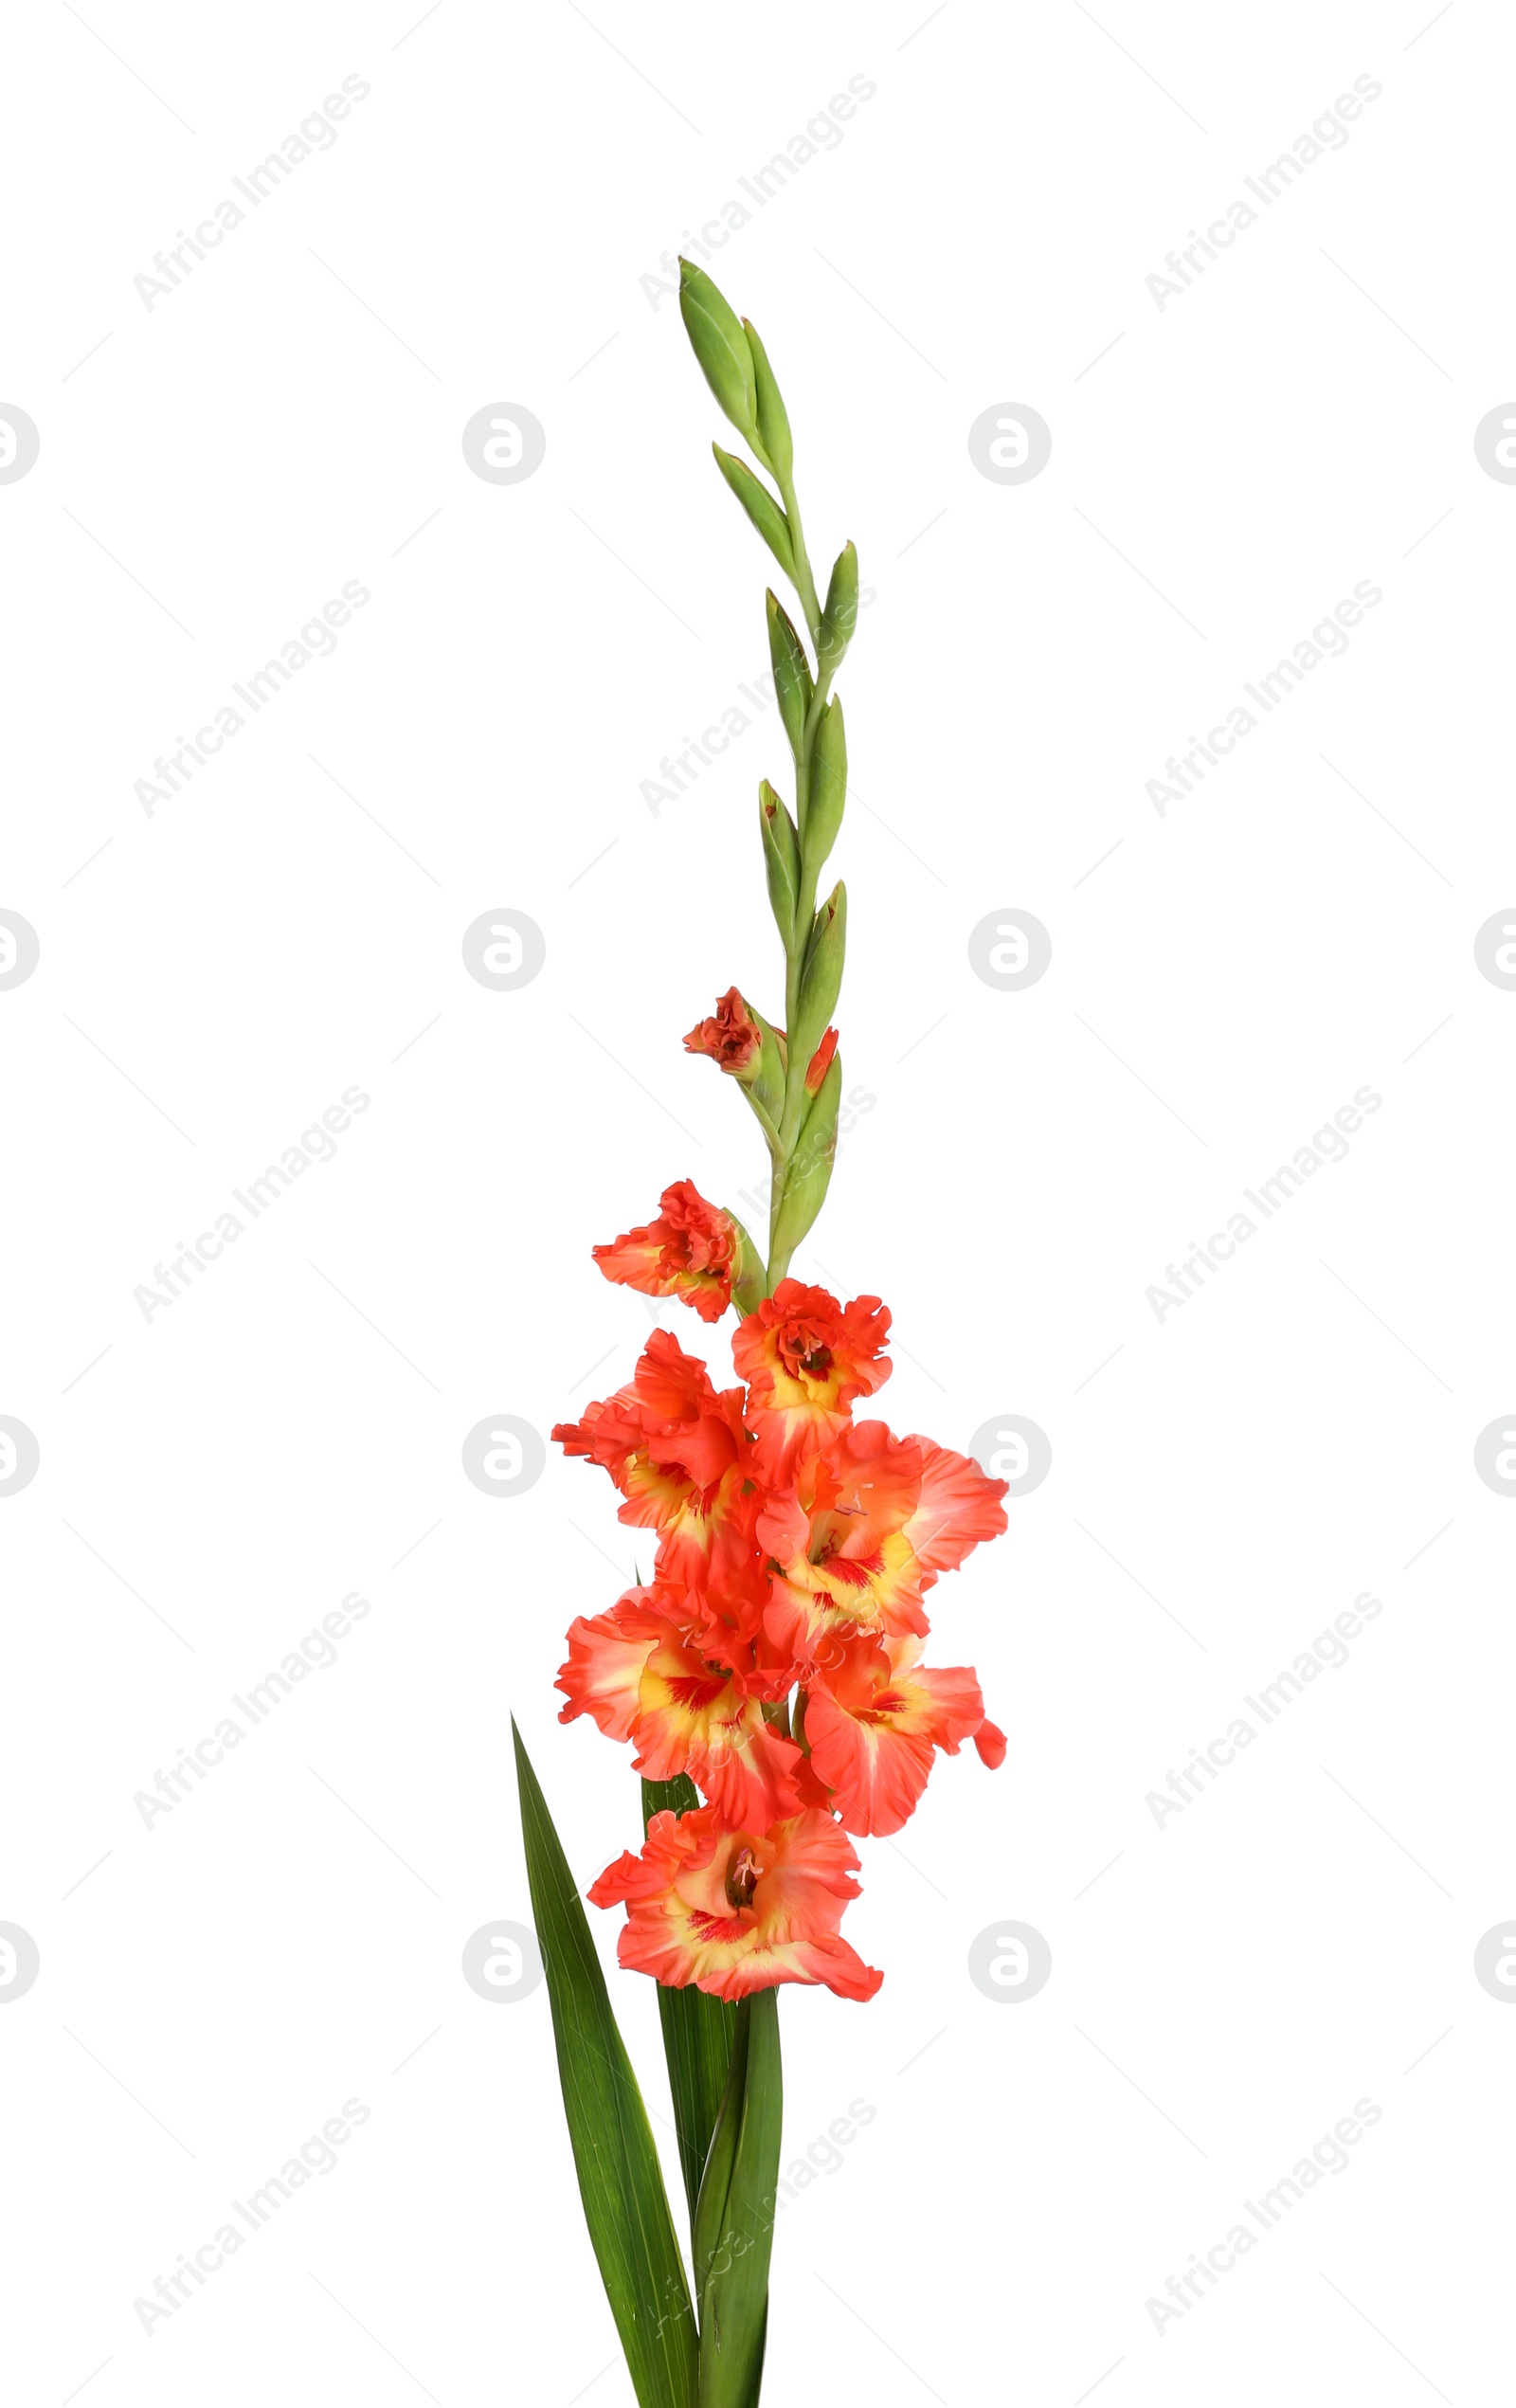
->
[513,1722,698,2408]
[642,1774,739,2230]
[698,1988,782,2408]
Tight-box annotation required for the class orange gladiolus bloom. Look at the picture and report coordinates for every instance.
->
[759,1421,1008,1670]
[557,1584,815,1829]
[591,1179,739,1323]
[684,986,763,1075]
[552,1331,760,1600]
[733,1279,892,1482]
[803,1632,1007,1836]
[589,1803,882,2001]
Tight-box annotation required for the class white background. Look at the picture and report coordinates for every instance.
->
[4,2,1512,2401]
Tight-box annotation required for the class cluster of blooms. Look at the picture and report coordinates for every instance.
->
[553,1179,1008,2005]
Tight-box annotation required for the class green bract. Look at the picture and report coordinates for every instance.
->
[770,1053,841,1259]
[745,1006,788,1135]
[817,540,858,679]
[712,446,795,584]
[804,698,847,874]
[791,881,847,1073]
[758,780,801,941]
[743,318,793,484]
[765,590,811,766]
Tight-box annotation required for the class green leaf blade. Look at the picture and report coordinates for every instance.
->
[514,1723,699,2408]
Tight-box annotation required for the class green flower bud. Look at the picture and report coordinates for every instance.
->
[759,779,801,941]
[804,697,847,875]
[742,317,792,484]
[678,259,757,440]
[766,589,812,765]
[791,881,846,1071]
[771,1050,841,1260]
[817,540,858,679]
[712,446,795,583]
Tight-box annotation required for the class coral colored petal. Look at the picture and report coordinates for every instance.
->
[754,1485,809,1565]
[587,1848,652,1909]
[555,1597,665,1741]
[901,1439,1009,1582]
[909,1661,991,1752]
[794,1935,885,2001]
[803,1682,935,1837]
[974,1718,1008,1768]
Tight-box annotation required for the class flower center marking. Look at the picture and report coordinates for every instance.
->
[725,1845,760,1909]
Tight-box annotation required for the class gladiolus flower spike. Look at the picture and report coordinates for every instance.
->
[513,263,1010,2408]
